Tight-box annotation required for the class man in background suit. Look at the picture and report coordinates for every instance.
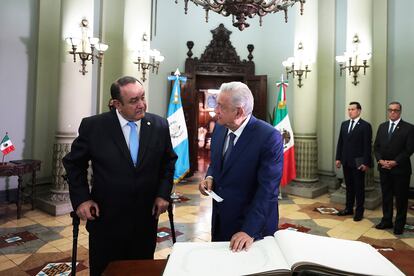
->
[63,76,177,275]
[374,101,414,235]
[335,102,372,221]
[198,81,284,252]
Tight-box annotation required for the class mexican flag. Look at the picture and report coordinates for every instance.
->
[273,80,296,186]
[1,134,15,155]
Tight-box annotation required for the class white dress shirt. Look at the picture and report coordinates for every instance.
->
[388,117,401,133]
[116,109,141,149]
[223,114,251,155]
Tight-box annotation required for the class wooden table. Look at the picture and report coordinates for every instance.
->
[103,259,167,276]
[0,159,41,219]
[103,250,414,276]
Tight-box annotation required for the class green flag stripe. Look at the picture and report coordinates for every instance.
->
[273,83,289,126]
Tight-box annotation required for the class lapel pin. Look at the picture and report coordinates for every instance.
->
[147,121,151,126]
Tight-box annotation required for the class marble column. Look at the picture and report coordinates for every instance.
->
[330,0,381,209]
[316,0,337,192]
[42,0,96,215]
[286,0,328,198]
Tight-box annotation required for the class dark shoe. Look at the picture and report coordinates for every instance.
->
[375,222,393,230]
[393,228,404,235]
[353,215,363,221]
[337,209,353,216]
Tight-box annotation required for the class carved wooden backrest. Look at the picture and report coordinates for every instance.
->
[185,24,255,77]
[180,24,267,175]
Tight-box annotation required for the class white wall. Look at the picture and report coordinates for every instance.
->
[0,0,39,190]
[388,0,414,185]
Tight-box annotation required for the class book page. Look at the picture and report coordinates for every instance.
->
[274,230,404,276]
[163,238,290,276]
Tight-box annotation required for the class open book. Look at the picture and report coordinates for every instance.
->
[163,230,404,276]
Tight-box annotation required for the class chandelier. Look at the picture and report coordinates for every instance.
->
[134,33,165,82]
[282,42,312,88]
[336,34,371,86]
[65,19,108,75]
[175,0,305,31]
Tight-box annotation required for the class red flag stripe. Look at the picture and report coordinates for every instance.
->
[281,146,296,187]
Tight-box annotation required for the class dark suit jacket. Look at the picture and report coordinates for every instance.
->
[63,110,177,233]
[207,116,283,241]
[374,119,414,175]
[336,118,372,168]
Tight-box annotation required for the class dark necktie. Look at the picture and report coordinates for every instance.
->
[223,133,236,166]
[128,122,139,166]
[388,122,395,141]
[348,120,355,133]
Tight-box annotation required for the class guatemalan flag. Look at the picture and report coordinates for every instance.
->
[167,69,190,183]
[273,79,296,186]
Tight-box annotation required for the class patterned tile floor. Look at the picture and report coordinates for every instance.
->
[1,174,413,275]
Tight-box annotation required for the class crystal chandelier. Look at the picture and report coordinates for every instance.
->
[175,0,305,31]
[65,19,108,75]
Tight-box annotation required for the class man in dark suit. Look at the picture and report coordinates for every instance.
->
[374,101,414,235]
[198,81,284,252]
[63,76,177,275]
[335,102,372,221]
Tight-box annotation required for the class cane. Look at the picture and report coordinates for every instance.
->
[167,200,176,244]
[70,211,80,276]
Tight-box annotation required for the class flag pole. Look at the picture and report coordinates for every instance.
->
[170,69,181,201]
[171,180,180,201]
[1,132,6,164]
[168,68,190,201]
[277,77,284,200]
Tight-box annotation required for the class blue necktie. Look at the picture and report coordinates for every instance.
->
[388,122,395,141]
[128,122,139,166]
[348,120,355,133]
[223,133,236,166]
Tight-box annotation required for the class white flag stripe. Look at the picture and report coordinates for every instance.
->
[275,114,294,151]
[168,107,188,148]
[1,141,13,151]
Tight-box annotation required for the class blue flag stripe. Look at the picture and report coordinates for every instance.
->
[167,75,190,183]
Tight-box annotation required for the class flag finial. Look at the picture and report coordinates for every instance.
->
[174,68,181,76]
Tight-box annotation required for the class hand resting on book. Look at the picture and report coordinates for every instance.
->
[230,232,254,252]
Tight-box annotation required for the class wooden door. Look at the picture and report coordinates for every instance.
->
[245,75,267,121]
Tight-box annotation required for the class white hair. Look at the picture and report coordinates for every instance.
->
[219,82,254,115]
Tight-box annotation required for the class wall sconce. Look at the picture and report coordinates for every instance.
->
[282,42,312,88]
[336,34,371,86]
[65,19,108,75]
[133,33,165,82]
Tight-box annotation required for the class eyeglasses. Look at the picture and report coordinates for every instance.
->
[387,108,401,113]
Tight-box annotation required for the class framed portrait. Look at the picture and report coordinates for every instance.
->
[203,89,220,111]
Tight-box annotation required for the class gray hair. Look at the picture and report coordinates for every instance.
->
[219,82,254,115]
